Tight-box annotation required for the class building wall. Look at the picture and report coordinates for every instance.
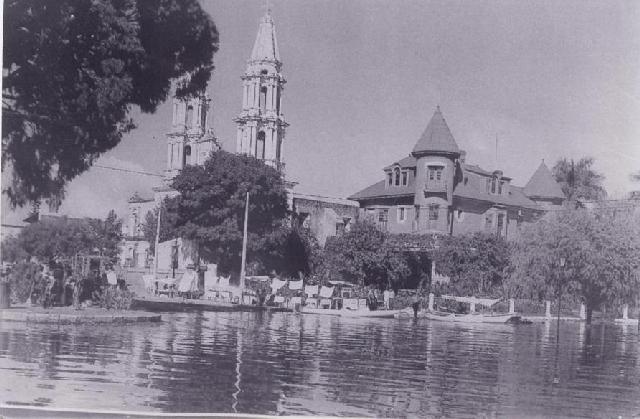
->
[293,197,359,246]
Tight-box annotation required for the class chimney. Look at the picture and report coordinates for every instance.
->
[459,150,467,163]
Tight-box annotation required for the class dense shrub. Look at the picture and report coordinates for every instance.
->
[94,287,134,310]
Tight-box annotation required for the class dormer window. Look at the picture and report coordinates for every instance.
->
[394,167,401,186]
[402,171,408,186]
[387,172,393,187]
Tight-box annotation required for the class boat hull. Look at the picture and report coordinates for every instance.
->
[424,311,519,324]
[300,307,401,318]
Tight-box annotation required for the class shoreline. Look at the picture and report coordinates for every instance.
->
[0,305,162,324]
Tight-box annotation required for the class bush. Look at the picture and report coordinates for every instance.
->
[6,261,44,303]
[94,287,134,310]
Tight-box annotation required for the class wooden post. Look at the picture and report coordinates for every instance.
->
[153,205,162,278]
[428,293,434,312]
[239,193,249,291]
[509,298,515,314]
[545,300,551,319]
[579,304,586,320]
[622,304,629,320]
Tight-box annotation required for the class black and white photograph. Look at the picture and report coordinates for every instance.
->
[1,0,640,417]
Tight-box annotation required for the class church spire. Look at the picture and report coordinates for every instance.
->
[250,10,280,65]
[235,9,288,171]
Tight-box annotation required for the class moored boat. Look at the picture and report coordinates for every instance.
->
[394,295,521,324]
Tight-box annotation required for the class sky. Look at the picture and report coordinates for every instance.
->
[3,0,640,224]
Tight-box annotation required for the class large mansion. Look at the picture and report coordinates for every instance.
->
[349,107,566,240]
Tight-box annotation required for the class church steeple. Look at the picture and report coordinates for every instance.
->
[235,10,288,170]
[164,90,219,181]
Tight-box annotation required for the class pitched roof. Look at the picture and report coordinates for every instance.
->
[523,161,565,200]
[412,107,460,156]
[384,155,417,170]
[250,12,280,63]
[348,180,414,200]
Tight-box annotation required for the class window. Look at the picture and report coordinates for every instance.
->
[491,178,496,194]
[486,178,491,193]
[498,180,503,195]
[336,223,345,235]
[259,86,267,112]
[387,172,393,187]
[398,207,406,222]
[186,105,194,128]
[428,166,444,182]
[378,209,389,223]
[402,171,408,186]
[497,213,505,236]
[261,69,268,75]
[256,131,266,159]
[394,168,400,186]
[428,204,439,221]
[183,145,191,167]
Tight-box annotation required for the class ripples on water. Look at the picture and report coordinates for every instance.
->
[1,312,639,418]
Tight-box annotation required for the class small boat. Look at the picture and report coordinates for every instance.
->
[299,306,341,316]
[339,308,402,319]
[424,311,519,324]
[300,306,401,318]
[395,295,520,324]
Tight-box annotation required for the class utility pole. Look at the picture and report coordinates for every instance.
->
[239,192,249,291]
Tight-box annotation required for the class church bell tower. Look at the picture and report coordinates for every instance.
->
[235,10,288,171]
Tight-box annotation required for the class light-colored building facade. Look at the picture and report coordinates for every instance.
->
[235,11,288,171]
[350,107,566,240]
[120,10,358,270]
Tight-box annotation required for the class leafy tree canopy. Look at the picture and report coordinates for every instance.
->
[322,221,411,290]
[163,151,289,274]
[3,0,219,207]
[1,211,123,264]
[552,157,607,202]
[432,232,510,297]
[509,209,640,322]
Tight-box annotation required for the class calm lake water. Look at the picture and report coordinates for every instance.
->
[1,312,639,418]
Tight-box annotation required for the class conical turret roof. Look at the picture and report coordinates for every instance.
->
[250,12,280,63]
[523,161,566,200]
[412,107,460,156]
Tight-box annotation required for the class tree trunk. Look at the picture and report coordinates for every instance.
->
[586,306,593,324]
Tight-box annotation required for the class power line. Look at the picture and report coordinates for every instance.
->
[92,164,164,178]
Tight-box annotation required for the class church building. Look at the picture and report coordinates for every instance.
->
[349,106,566,240]
[120,10,357,269]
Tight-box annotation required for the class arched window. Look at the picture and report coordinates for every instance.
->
[259,86,268,112]
[394,168,401,186]
[186,105,194,128]
[183,145,191,167]
[256,131,266,160]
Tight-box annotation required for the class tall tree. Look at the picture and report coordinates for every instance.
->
[552,157,607,201]
[3,0,219,207]
[88,209,123,263]
[509,209,640,323]
[164,151,289,275]
[432,232,510,296]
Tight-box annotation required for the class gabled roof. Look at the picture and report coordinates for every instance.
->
[348,180,414,201]
[250,12,280,63]
[412,107,460,156]
[523,161,565,200]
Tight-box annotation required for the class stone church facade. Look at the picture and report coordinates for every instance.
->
[120,10,357,269]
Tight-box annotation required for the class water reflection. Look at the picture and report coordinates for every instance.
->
[1,313,639,417]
